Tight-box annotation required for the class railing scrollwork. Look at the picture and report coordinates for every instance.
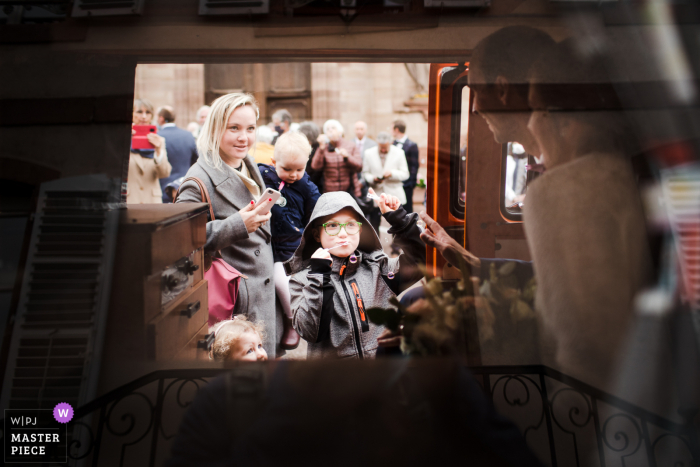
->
[2,366,693,467]
[471,365,698,467]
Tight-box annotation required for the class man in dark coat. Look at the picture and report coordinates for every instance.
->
[157,106,199,202]
[392,119,419,213]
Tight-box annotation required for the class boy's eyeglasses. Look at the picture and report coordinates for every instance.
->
[322,221,362,236]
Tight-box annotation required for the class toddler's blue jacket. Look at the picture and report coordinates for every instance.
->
[258,163,321,263]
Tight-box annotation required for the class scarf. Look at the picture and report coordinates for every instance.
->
[230,160,261,199]
[130,146,155,159]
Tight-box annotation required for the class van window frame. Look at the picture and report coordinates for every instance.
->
[449,76,469,220]
[450,79,523,223]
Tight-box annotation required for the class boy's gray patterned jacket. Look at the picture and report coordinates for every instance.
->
[287,192,424,359]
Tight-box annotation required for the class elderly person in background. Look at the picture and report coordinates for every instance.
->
[271,109,293,144]
[298,121,320,149]
[128,98,171,204]
[298,121,323,190]
[311,119,362,196]
[362,131,409,233]
[251,125,275,164]
[187,105,211,138]
[353,121,377,160]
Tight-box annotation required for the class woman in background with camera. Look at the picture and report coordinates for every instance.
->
[127,98,171,204]
[310,119,362,196]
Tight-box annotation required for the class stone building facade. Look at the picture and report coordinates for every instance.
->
[134,62,429,185]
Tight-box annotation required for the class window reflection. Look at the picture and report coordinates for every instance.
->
[503,143,542,216]
[457,85,470,207]
[505,143,528,208]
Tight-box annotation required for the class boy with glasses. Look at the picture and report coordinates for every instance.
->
[286,189,425,359]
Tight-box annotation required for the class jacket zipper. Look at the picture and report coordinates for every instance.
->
[339,258,364,359]
[349,279,369,332]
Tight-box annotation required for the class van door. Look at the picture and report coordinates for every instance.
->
[426,63,529,278]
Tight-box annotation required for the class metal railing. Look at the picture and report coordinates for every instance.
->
[18,365,696,467]
[471,365,699,467]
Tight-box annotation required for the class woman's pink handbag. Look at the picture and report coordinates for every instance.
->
[177,177,244,325]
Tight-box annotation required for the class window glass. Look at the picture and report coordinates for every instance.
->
[502,144,541,218]
[457,85,470,208]
[504,142,528,209]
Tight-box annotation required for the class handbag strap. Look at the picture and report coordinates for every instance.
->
[177,176,216,221]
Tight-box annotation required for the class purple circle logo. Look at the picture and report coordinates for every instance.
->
[53,402,73,424]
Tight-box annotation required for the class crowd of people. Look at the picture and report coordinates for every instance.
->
[129,26,653,386]
[128,93,423,357]
[160,25,663,467]
[127,100,420,215]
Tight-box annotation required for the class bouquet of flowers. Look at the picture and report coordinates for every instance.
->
[368,257,536,357]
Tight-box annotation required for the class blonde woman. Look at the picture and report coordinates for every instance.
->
[176,93,277,357]
[127,99,171,203]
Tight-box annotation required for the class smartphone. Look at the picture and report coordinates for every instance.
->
[254,188,281,211]
[132,125,158,149]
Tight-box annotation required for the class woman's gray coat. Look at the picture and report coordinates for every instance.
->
[176,156,277,357]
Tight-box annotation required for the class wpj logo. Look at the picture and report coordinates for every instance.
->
[3,404,70,463]
[54,402,74,423]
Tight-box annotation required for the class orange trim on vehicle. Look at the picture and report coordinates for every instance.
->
[431,66,443,277]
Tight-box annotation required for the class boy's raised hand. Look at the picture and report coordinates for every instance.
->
[368,188,400,214]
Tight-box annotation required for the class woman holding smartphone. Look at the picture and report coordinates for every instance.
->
[176,93,278,357]
[127,98,171,204]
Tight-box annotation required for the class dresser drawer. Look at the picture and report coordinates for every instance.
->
[150,213,207,274]
[118,204,209,277]
[174,323,210,361]
[147,280,208,360]
[142,249,204,324]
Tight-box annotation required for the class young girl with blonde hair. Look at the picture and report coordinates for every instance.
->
[209,316,267,362]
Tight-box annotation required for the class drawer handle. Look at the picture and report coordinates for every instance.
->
[181,300,201,319]
[197,332,215,350]
[178,259,200,276]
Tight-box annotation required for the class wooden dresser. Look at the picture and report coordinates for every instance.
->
[101,204,211,384]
